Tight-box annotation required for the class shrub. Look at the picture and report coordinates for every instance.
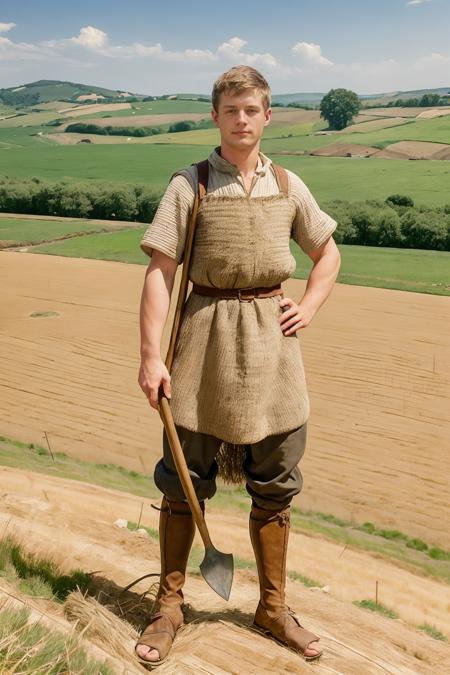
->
[373,208,404,247]
[400,211,448,250]
[386,194,414,208]
[428,547,450,561]
[406,538,428,552]
[349,203,379,245]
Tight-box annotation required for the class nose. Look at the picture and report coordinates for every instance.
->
[236,110,247,124]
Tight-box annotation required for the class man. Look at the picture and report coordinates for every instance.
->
[136,65,341,664]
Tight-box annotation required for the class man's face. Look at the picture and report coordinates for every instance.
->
[211,88,271,150]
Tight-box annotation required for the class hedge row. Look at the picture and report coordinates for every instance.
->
[325,195,450,251]
[64,118,213,137]
[0,176,162,222]
[1,177,449,250]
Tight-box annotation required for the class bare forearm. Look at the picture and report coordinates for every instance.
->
[139,265,174,359]
[299,249,341,314]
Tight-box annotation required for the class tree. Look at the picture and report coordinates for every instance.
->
[320,88,361,130]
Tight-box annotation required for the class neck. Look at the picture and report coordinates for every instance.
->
[218,142,261,177]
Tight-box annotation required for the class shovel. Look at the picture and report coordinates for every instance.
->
[158,392,234,600]
[156,187,234,601]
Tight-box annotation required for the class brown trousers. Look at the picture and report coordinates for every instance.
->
[154,423,307,510]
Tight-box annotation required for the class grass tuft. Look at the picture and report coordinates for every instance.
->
[0,536,91,602]
[418,623,448,641]
[353,599,398,619]
[1,434,449,583]
[0,603,114,674]
[287,570,322,588]
[126,520,159,540]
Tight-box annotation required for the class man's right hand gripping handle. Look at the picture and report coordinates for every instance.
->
[138,356,172,411]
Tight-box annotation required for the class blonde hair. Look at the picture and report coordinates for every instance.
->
[211,65,271,112]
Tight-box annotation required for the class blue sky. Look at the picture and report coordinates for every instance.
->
[1,0,449,95]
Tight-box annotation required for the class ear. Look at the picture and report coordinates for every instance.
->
[211,108,219,128]
[264,107,272,126]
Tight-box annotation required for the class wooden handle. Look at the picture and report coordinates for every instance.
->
[158,394,212,548]
[165,193,199,373]
[157,189,214,549]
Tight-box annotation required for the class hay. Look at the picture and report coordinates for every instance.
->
[64,589,138,662]
[216,442,247,484]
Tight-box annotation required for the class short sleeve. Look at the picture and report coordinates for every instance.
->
[140,169,196,264]
[288,170,337,255]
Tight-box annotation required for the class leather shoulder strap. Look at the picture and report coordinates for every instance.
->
[271,163,289,196]
[194,159,209,201]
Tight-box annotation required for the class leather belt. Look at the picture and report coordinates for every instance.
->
[192,283,283,302]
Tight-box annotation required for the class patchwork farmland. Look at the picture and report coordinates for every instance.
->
[1,89,449,673]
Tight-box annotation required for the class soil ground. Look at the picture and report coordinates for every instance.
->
[1,465,449,673]
[1,250,449,672]
[1,252,449,551]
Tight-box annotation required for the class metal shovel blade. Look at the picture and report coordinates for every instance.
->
[199,546,234,601]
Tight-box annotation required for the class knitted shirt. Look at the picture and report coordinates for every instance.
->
[140,147,337,444]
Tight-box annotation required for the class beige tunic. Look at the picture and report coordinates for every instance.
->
[140,147,337,444]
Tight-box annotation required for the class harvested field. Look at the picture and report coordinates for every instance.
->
[432,146,450,160]
[339,117,412,134]
[350,114,381,124]
[376,140,450,160]
[32,100,79,111]
[270,109,320,124]
[64,103,132,117]
[360,107,428,118]
[416,108,450,120]
[310,143,378,157]
[1,251,449,550]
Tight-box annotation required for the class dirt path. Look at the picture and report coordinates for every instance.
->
[0,213,146,227]
[1,465,449,674]
[0,251,449,550]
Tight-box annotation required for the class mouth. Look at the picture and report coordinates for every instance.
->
[234,131,250,135]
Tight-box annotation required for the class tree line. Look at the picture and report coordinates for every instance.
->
[325,195,450,251]
[0,176,448,251]
[64,118,214,137]
[384,93,450,108]
[0,177,160,222]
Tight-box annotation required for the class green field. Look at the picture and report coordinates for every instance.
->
[0,110,61,128]
[82,99,212,119]
[0,103,449,208]
[21,225,450,296]
[30,227,148,263]
[0,100,449,276]
[1,139,449,206]
[0,217,133,246]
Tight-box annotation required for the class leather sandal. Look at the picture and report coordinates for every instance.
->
[135,610,183,665]
[253,603,322,661]
[249,503,323,661]
[134,497,201,665]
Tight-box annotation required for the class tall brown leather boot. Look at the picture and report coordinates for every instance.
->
[249,502,322,661]
[135,497,203,664]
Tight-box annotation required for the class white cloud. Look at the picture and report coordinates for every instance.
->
[38,28,278,68]
[71,26,108,50]
[0,35,56,61]
[0,22,16,33]
[407,0,432,5]
[0,25,448,95]
[216,37,277,67]
[291,42,333,67]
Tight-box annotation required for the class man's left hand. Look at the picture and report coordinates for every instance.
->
[279,297,315,335]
